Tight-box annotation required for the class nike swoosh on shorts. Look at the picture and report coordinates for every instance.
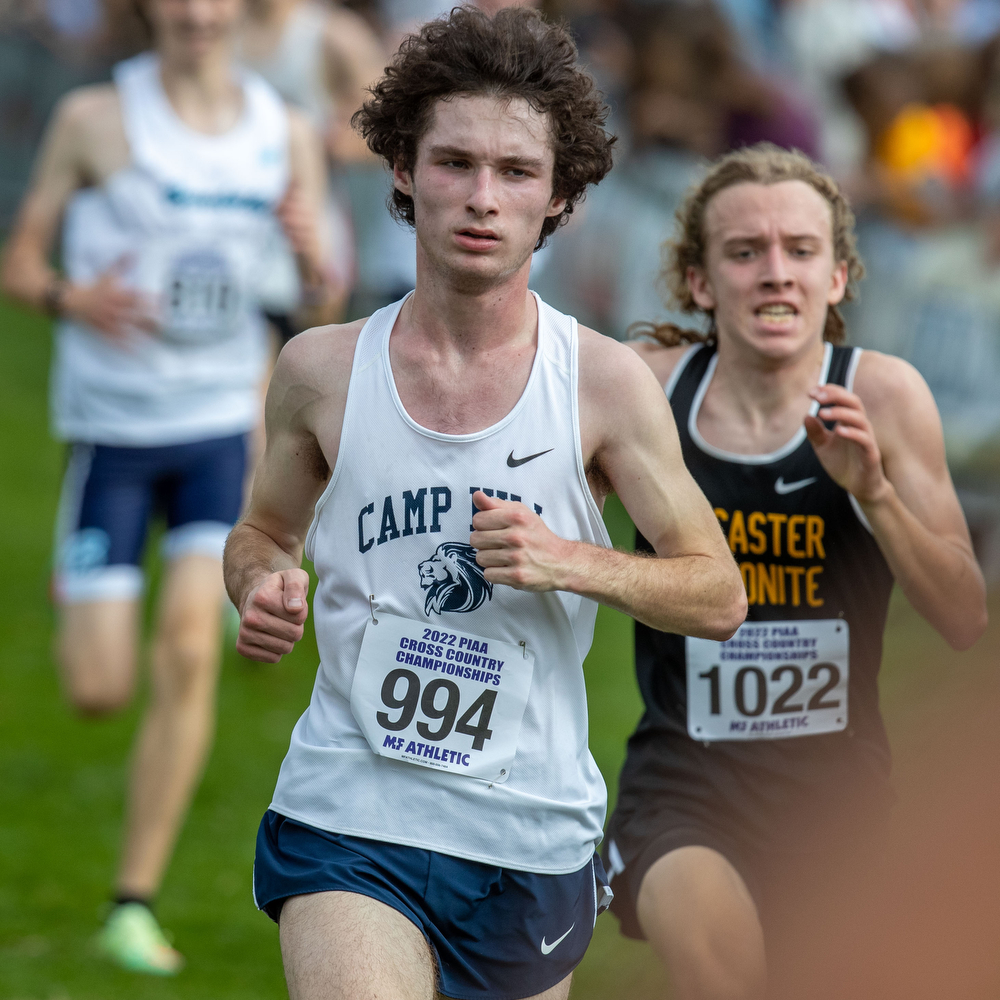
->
[507,448,553,468]
[540,923,575,955]
[774,476,817,495]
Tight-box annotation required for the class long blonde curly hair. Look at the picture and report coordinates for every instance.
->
[634,143,865,347]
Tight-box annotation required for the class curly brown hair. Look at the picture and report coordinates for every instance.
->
[636,143,865,347]
[352,6,615,250]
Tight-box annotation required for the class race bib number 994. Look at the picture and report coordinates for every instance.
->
[350,614,534,783]
[686,619,849,741]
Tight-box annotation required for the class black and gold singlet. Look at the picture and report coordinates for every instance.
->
[614,342,896,851]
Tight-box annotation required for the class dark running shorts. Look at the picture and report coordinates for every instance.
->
[603,800,889,942]
[253,810,613,1000]
[54,433,248,602]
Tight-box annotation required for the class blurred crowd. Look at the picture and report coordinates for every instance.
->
[2,0,1000,581]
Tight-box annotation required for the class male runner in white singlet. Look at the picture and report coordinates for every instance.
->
[605,144,988,999]
[1,0,332,975]
[223,9,746,1000]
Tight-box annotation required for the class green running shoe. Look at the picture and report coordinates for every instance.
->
[95,902,184,975]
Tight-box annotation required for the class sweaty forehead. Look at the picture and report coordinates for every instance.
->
[704,180,834,244]
[417,93,555,161]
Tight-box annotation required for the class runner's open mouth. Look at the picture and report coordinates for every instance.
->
[755,304,798,317]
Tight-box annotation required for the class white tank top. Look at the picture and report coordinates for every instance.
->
[52,53,290,446]
[270,294,611,874]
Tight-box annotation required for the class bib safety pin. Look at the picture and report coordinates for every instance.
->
[519,640,526,659]
[369,595,378,625]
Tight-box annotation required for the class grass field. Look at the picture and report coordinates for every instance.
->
[1,295,997,1000]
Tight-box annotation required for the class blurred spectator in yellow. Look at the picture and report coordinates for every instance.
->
[837,33,1000,585]
[781,0,919,176]
[841,42,992,224]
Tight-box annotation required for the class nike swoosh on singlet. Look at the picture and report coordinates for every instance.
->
[540,923,576,955]
[774,476,818,495]
[507,448,553,468]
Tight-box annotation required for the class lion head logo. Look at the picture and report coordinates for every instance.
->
[418,542,493,615]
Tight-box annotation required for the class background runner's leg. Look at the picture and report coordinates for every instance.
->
[279,891,437,1000]
[637,846,766,1000]
[58,600,139,714]
[116,553,225,898]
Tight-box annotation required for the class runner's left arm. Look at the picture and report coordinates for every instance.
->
[806,351,987,650]
[471,331,746,639]
[280,108,345,326]
[321,6,386,164]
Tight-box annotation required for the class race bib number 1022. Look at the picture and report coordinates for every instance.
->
[350,614,534,783]
[686,619,849,741]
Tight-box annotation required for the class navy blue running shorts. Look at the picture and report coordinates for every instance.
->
[54,434,248,603]
[253,810,613,1000]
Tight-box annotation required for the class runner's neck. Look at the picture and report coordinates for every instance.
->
[157,48,244,136]
[700,335,827,454]
[403,257,537,358]
[241,0,300,58]
[389,284,539,436]
[255,0,299,28]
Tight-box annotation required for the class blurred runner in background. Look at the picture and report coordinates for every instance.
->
[238,0,386,328]
[605,144,988,1000]
[0,0,333,976]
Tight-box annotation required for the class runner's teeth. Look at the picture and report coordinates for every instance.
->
[757,305,795,316]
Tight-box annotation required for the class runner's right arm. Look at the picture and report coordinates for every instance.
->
[0,86,148,337]
[224,323,361,661]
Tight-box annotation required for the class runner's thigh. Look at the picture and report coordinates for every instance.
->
[57,599,140,711]
[280,890,437,1000]
[637,845,766,1000]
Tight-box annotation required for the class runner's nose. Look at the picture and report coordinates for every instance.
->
[758,242,792,289]
[467,167,500,218]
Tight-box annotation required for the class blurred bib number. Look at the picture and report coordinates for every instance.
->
[351,614,534,783]
[686,619,849,741]
[162,247,240,344]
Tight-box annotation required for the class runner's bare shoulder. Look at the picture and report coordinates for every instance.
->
[851,348,943,453]
[272,318,367,422]
[49,84,129,184]
[578,325,667,399]
[852,350,928,408]
[577,325,677,439]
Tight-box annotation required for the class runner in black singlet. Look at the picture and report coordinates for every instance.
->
[605,145,987,1000]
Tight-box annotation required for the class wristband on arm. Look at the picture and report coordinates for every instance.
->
[42,277,68,318]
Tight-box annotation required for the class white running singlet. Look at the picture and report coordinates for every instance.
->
[270,294,611,873]
[52,53,290,446]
